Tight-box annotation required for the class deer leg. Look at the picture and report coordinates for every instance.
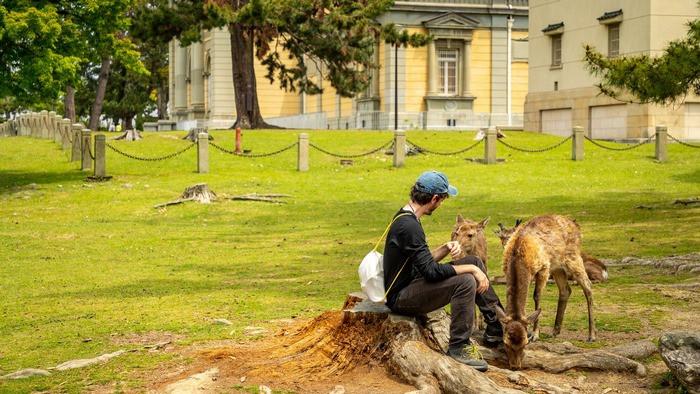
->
[551,270,571,337]
[531,269,549,342]
[570,263,597,342]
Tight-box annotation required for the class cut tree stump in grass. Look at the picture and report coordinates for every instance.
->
[114,129,142,141]
[154,183,217,208]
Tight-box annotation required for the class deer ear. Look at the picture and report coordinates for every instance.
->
[478,217,490,230]
[526,309,541,325]
[515,218,523,226]
[456,214,465,224]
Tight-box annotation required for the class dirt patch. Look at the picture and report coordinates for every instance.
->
[110,331,184,350]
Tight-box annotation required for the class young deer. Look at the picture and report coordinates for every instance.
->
[451,215,489,269]
[495,215,596,369]
[496,220,608,283]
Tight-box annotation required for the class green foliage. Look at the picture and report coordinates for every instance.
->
[584,16,700,104]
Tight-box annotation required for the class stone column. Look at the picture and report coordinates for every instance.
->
[94,134,106,177]
[572,126,584,161]
[197,132,209,173]
[40,111,49,138]
[173,40,188,116]
[484,126,497,164]
[48,111,57,140]
[655,125,667,162]
[297,133,309,172]
[81,129,92,171]
[462,40,472,96]
[393,130,406,168]
[428,40,436,95]
[190,42,205,118]
[71,124,83,162]
[54,115,63,144]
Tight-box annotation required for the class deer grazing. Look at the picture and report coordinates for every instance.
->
[495,220,608,283]
[495,215,596,369]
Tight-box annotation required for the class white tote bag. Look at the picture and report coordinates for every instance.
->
[358,213,411,302]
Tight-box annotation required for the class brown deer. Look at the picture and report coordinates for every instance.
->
[495,220,608,282]
[495,215,596,369]
[451,215,489,269]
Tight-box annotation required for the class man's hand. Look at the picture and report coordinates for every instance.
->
[471,267,490,294]
[444,241,462,260]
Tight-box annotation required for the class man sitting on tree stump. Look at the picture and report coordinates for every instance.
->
[383,171,505,372]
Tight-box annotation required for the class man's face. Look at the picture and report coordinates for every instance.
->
[424,195,447,216]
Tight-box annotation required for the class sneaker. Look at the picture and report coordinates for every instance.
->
[483,323,503,348]
[447,344,488,372]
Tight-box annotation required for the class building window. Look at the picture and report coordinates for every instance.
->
[551,34,562,67]
[438,49,458,95]
[608,24,620,57]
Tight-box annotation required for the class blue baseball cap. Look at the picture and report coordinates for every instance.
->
[415,171,458,196]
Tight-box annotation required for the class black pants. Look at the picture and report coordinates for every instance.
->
[389,256,504,351]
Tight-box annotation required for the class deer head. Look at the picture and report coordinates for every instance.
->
[451,215,489,256]
[495,219,523,247]
[495,306,540,369]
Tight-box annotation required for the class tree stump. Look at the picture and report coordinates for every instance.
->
[154,184,217,208]
[114,129,142,141]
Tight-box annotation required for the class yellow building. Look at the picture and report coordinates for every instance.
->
[168,0,529,130]
[525,0,700,139]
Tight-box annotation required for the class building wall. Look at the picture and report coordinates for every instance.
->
[471,29,492,113]
[525,0,699,137]
[405,27,429,113]
[511,30,529,115]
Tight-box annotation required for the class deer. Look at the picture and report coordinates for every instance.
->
[495,220,608,283]
[494,215,596,369]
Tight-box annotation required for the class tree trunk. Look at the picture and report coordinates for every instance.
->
[89,57,112,131]
[64,85,76,122]
[156,84,168,119]
[124,115,134,131]
[228,23,276,129]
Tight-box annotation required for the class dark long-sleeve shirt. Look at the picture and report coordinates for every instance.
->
[383,209,456,308]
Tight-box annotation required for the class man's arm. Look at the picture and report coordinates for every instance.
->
[431,241,462,262]
[453,264,490,294]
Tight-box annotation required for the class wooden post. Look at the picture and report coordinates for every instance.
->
[94,134,106,177]
[197,132,209,173]
[393,130,406,168]
[297,133,309,172]
[235,127,242,154]
[655,125,667,162]
[81,129,92,171]
[71,124,83,162]
[572,126,584,161]
[484,126,497,164]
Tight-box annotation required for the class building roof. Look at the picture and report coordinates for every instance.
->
[541,22,564,33]
[597,9,623,22]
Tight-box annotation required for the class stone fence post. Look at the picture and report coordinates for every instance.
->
[297,133,309,172]
[53,115,63,144]
[61,119,71,150]
[484,126,497,164]
[572,126,584,161]
[40,111,49,139]
[71,124,83,162]
[197,132,209,173]
[81,129,92,171]
[393,130,406,168]
[94,134,106,177]
[655,125,667,162]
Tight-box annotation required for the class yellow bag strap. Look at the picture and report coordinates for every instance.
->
[384,254,412,298]
[372,212,412,252]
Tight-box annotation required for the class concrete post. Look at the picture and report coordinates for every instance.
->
[81,129,92,171]
[297,133,309,172]
[40,111,49,139]
[48,111,56,140]
[197,132,209,173]
[484,126,497,164]
[393,130,406,168]
[71,124,83,162]
[54,115,63,144]
[61,119,72,150]
[572,126,584,161]
[655,125,667,162]
[94,134,106,177]
[30,113,36,137]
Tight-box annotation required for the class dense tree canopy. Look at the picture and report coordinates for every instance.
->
[584,17,700,104]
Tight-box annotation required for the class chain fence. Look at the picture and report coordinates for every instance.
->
[209,141,299,158]
[308,140,393,158]
[497,135,572,153]
[105,141,196,161]
[584,135,655,151]
[668,133,700,148]
[406,139,483,156]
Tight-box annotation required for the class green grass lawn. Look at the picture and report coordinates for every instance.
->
[0,129,698,392]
